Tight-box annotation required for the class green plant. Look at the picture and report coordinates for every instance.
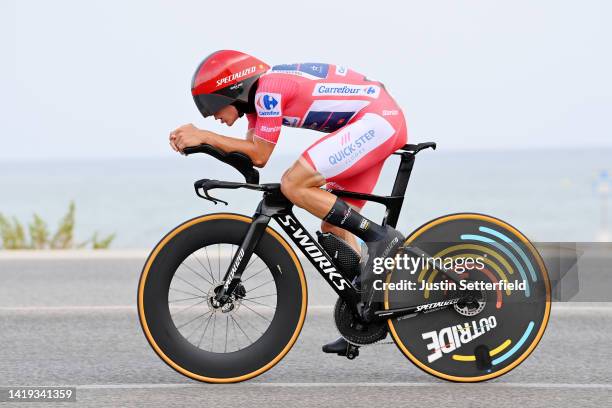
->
[0,215,26,249]
[0,201,115,250]
[91,232,116,249]
[49,201,76,249]
[29,214,49,249]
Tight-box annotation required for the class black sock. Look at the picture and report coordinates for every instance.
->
[323,198,386,242]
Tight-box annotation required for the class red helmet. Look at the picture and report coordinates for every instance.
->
[191,50,270,118]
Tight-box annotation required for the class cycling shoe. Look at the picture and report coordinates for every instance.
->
[322,337,360,359]
[359,225,405,317]
[361,225,405,280]
[322,337,349,354]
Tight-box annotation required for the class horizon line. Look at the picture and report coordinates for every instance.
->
[2,145,612,163]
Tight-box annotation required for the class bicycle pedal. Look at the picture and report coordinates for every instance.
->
[345,344,360,360]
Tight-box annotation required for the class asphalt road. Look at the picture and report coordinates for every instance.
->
[1,253,611,407]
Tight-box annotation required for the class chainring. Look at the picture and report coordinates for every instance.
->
[334,298,387,346]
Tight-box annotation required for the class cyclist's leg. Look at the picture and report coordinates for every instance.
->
[320,160,386,253]
[288,102,407,353]
[279,158,335,218]
[316,104,407,252]
[301,112,408,298]
[281,116,382,226]
[320,220,361,254]
[281,114,397,243]
[300,127,396,356]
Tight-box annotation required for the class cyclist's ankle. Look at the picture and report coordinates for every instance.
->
[323,198,386,242]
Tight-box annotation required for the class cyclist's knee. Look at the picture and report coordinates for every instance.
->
[281,171,305,204]
[281,160,324,204]
[280,171,295,199]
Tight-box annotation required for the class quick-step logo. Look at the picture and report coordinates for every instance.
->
[278,214,350,290]
[328,129,376,165]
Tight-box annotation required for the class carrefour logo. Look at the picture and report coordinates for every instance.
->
[313,83,380,98]
[328,130,376,165]
[262,95,278,110]
[255,92,282,117]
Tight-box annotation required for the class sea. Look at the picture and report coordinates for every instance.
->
[0,148,610,248]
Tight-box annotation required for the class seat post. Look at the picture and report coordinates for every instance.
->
[383,152,416,228]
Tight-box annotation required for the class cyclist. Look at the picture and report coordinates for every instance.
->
[169,50,407,354]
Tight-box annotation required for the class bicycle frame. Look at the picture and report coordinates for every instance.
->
[189,142,469,320]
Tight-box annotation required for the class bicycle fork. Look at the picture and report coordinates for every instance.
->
[212,214,271,306]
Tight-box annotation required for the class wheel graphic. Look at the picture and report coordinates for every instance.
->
[385,213,550,382]
[138,213,307,383]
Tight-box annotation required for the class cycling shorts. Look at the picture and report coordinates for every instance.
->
[302,93,407,208]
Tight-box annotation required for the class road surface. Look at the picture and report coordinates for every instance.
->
[1,252,611,407]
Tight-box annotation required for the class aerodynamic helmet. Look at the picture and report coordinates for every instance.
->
[191,50,270,117]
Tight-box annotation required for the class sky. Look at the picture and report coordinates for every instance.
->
[1,0,611,160]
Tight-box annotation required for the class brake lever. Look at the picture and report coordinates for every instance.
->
[194,185,229,205]
[204,190,229,206]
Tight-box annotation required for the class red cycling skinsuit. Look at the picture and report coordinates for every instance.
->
[246,63,408,208]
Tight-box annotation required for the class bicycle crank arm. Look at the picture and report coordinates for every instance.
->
[373,297,463,320]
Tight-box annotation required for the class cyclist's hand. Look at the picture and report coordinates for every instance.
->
[169,124,208,153]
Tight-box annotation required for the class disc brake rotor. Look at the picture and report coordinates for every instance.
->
[453,290,486,317]
[207,282,246,314]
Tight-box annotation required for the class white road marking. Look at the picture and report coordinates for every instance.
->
[1,304,611,313]
[0,250,150,260]
[0,305,334,313]
[72,382,612,390]
[0,305,136,312]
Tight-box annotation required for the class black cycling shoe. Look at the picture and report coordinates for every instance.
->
[359,225,405,317]
[322,337,360,359]
[361,225,405,276]
[322,337,349,354]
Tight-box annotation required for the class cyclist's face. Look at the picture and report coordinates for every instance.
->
[213,105,239,127]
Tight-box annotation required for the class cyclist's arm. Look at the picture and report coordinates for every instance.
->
[245,113,256,142]
[205,113,274,167]
[210,94,283,166]
[170,123,274,167]
[217,85,286,164]
[202,131,274,168]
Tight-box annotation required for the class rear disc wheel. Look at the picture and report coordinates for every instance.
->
[385,213,551,382]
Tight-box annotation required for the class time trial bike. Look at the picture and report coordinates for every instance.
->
[138,142,550,383]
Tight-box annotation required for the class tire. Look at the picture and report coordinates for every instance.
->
[385,213,551,382]
[138,213,307,383]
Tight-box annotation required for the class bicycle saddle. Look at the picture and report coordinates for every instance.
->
[396,142,437,155]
